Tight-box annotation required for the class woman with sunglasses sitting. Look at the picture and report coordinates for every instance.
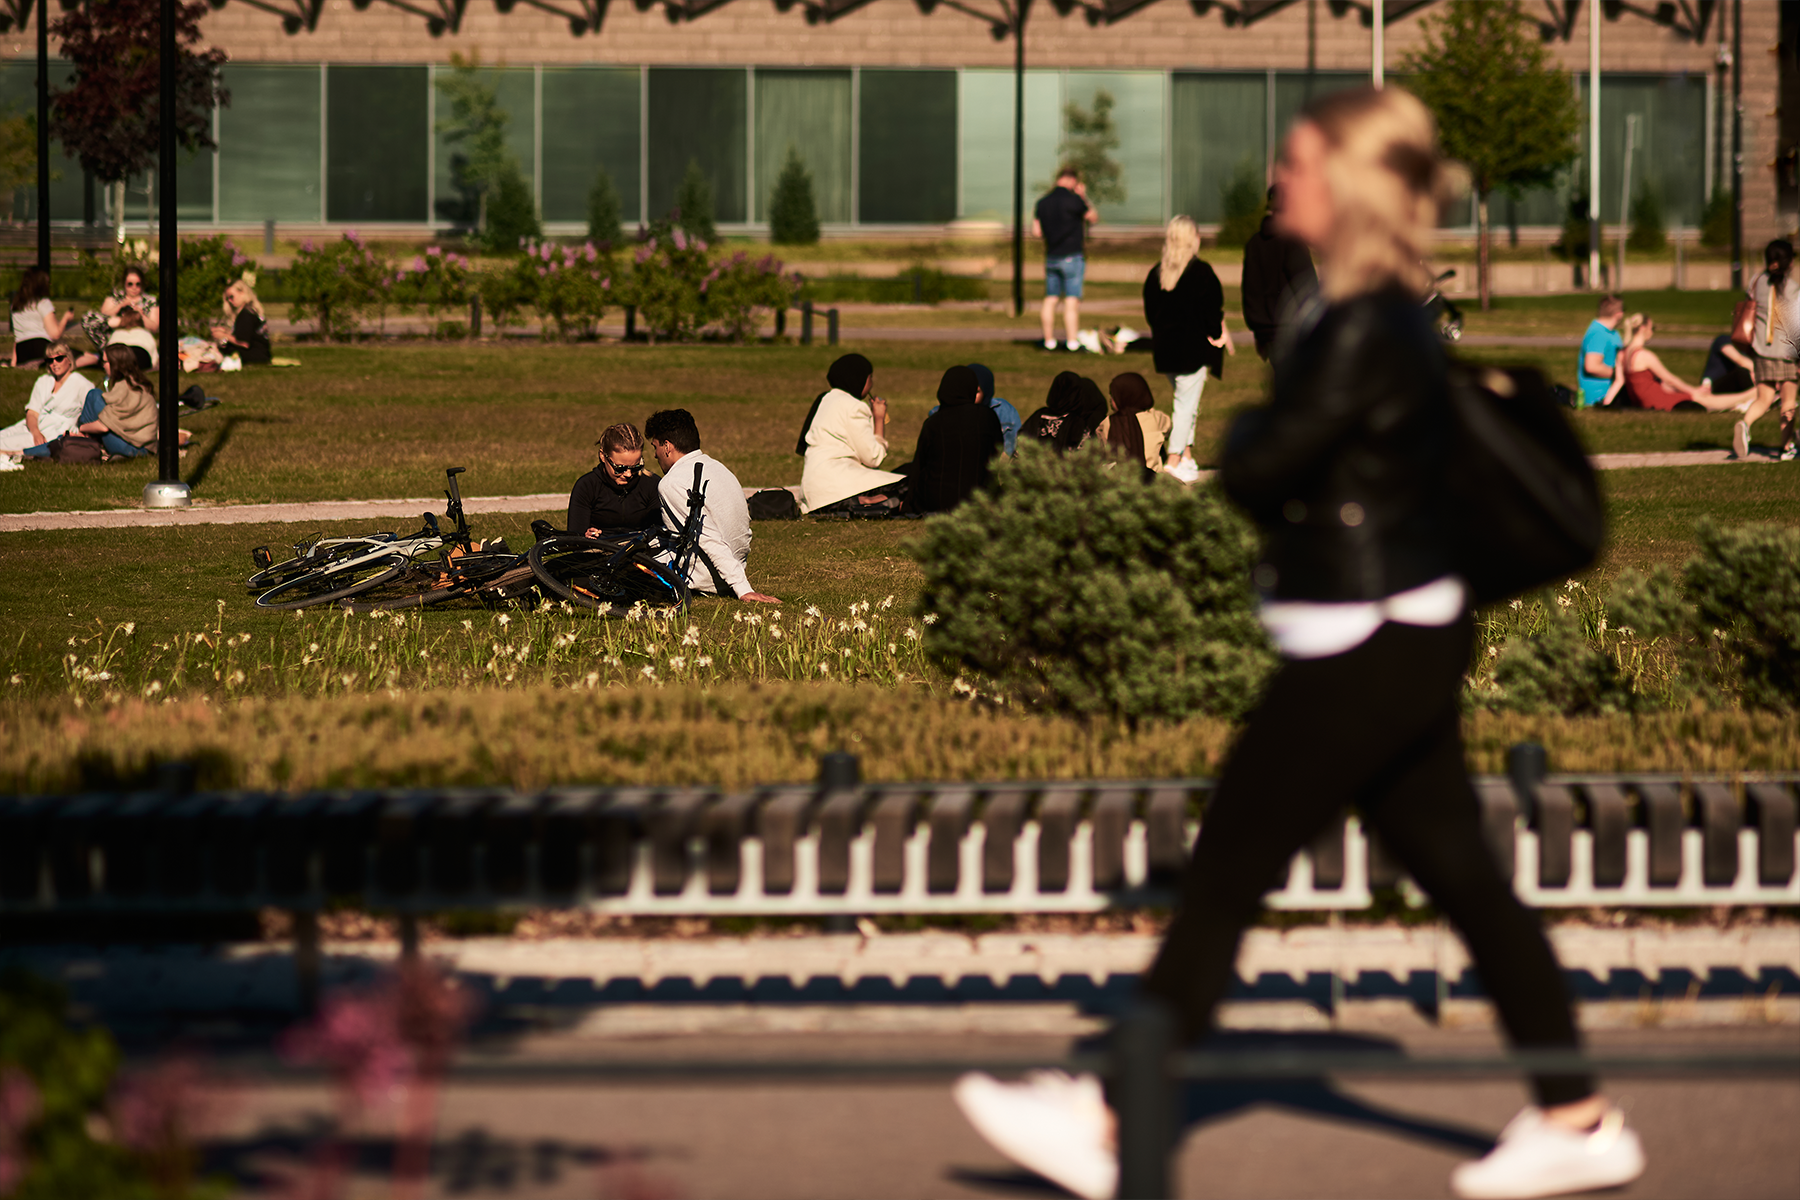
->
[567,422,662,539]
[0,341,94,460]
[20,345,190,461]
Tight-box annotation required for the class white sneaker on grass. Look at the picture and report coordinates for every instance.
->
[1450,1106,1645,1200]
[1733,419,1751,460]
[1166,459,1203,484]
[953,1070,1116,1200]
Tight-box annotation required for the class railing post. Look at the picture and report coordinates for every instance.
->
[469,295,482,340]
[1114,999,1177,1200]
[399,911,421,961]
[1506,741,1547,822]
[263,219,276,256]
[625,304,637,341]
[801,299,814,346]
[819,750,860,791]
[294,910,321,1015]
[775,306,786,338]
[827,307,839,347]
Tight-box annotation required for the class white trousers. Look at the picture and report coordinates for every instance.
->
[1165,367,1208,457]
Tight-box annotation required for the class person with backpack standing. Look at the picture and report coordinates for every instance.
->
[1734,239,1800,461]
[953,85,1643,1200]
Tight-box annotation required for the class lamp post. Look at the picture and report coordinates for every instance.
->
[145,0,190,509]
[1009,0,1030,318]
[1588,0,1601,290]
[36,0,49,272]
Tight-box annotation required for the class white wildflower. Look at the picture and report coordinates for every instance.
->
[308,643,320,654]
[122,622,135,636]
[746,614,763,627]
[646,643,660,656]
[6,674,19,685]
[696,656,713,668]
[879,594,895,610]
[341,674,355,688]
[818,661,830,675]
[496,613,512,628]
[1616,626,1635,638]
[603,655,622,667]
[681,626,701,647]
[584,670,600,687]
[227,670,246,686]
[904,627,920,641]
[923,613,939,625]
[1509,599,1522,611]
[1488,646,1499,657]
[144,680,163,696]
[640,665,658,680]
[669,656,687,671]
[852,619,868,633]
[1555,594,1571,609]
[805,605,822,618]
[888,642,897,654]
[419,649,429,660]
[771,628,784,640]
[461,619,474,632]
[1598,617,1608,634]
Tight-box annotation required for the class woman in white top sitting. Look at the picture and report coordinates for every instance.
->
[105,305,158,371]
[0,341,95,459]
[9,267,80,369]
[797,353,907,514]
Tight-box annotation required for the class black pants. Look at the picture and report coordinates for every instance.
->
[1141,617,1593,1107]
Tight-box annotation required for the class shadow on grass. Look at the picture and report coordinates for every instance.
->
[187,414,284,492]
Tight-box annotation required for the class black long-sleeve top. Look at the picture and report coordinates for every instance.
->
[1240,216,1319,343]
[566,467,662,535]
[906,399,1004,513]
[1142,259,1225,379]
[224,308,272,365]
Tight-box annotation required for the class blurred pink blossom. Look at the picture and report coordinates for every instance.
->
[413,256,427,272]
[0,1065,40,1192]
[671,229,687,252]
[427,245,442,257]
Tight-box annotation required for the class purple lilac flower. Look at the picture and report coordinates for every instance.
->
[583,242,597,262]
[427,245,442,257]
[413,256,427,272]
[672,229,687,252]
[696,238,708,253]
[301,238,316,253]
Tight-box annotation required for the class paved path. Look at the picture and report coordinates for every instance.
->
[2,449,1782,533]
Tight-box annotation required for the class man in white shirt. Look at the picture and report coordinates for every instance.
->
[643,409,781,605]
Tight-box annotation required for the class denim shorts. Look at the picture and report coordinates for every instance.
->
[1044,254,1085,299]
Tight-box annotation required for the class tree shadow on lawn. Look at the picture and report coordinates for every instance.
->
[186,414,286,492]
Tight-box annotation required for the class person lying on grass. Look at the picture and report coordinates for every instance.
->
[644,407,780,604]
[567,422,662,538]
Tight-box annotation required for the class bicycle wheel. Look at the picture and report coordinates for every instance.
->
[255,554,407,610]
[247,534,394,589]
[528,537,689,614]
[344,551,526,612]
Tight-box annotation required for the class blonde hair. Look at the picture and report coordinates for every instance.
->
[224,279,265,321]
[597,422,645,457]
[1618,313,1646,344]
[1301,86,1465,301]
[1158,216,1201,291]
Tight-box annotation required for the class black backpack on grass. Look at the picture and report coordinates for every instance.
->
[1444,362,1603,606]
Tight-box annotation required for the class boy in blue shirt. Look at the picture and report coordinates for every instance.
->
[932,363,1021,455]
[1578,295,1625,407]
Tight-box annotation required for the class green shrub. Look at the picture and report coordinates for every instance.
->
[1487,600,1629,714]
[286,231,391,341]
[473,252,540,334]
[175,234,257,337]
[587,166,624,246]
[799,269,986,305]
[702,250,800,342]
[1627,185,1666,252]
[1700,187,1733,250]
[673,158,716,243]
[1216,158,1265,248]
[913,446,1276,724]
[529,239,615,340]
[481,162,542,253]
[624,218,713,342]
[768,146,820,246]
[1677,521,1800,708]
[392,245,474,318]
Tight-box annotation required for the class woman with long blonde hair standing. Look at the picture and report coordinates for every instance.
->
[955,86,1644,1200]
[1141,214,1232,482]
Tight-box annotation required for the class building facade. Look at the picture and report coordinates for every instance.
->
[2,0,1786,243]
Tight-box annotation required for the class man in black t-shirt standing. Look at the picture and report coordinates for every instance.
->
[1032,166,1098,351]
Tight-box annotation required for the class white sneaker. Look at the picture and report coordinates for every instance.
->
[1450,1106,1645,1199]
[953,1070,1116,1200]
[1166,459,1203,484]
[1044,338,1058,351]
[1732,419,1751,460]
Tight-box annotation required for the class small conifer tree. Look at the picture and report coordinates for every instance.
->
[482,161,541,252]
[768,146,820,245]
[587,166,623,246]
[1700,188,1733,249]
[673,158,716,243]
[1628,186,1667,252]
[1216,159,1264,247]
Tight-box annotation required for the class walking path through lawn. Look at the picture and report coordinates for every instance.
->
[0,449,1787,533]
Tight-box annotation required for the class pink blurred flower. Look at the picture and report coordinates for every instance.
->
[671,229,687,252]
[301,238,316,253]
[231,253,247,266]
[600,277,611,289]
[281,989,411,1108]
[0,1066,40,1194]
[343,229,361,245]
[412,256,427,272]
[427,245,442,257]
[584,242,598,262]
[695,238,708,253]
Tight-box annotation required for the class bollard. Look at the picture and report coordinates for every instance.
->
[1506,741,1547,820]
[1114,999,1177,1200]
[819,750,860,791]
[469,296,482,339]
[827,307,839,346]
[399,912,421,961]
[625,305,637,341]
[912,269,923,304]
[801,299,814,346]
[263,218,275,256]
[294,910,321,1014]
[775,307,786,338]
[156,760,196,797]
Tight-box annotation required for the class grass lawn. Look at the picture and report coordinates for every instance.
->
[3,315,1797,788]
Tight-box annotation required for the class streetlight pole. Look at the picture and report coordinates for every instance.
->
[1730,0,1742,291]
[1588,0,1601,291]
[36,0,50,272]
[146,0,190,508]
[1010,0,1029,318]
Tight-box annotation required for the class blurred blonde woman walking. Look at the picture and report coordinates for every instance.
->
[955,86,1644,1200]
[1142,214,1232,482]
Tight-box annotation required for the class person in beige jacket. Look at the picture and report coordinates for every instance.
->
[71,345,188,458]
[798,353,907,514]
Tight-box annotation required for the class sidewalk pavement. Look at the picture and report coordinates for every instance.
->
[1,452,1777,534]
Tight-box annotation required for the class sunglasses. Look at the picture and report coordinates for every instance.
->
[604,459,645,477]
[46,354,70,364]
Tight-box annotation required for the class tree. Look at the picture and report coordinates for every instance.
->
[0,109,37,221]
[1056,89,1125,206]
[587,166,623,246]
[435,52,516,238]
[1216,158,1265,247]
[482,161,541,251]
[48,0,227,234]
[768,146,819,245]
[1402,0,1579,311]
[673,159,715,242]
[1628,186,1666,252]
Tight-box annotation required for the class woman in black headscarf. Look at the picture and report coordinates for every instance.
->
[1020,372,1107,451]
[1095,371,1172,480]
[906,365,1005,514]
[798,351,907,514]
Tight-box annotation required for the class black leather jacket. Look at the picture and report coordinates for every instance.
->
[1221,286,1455,602]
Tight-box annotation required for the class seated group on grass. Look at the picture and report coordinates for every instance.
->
[1577,292,1754,413]
[562,409,779,605]
[0,344,192,464]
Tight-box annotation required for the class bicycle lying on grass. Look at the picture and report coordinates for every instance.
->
[247,465,710,616]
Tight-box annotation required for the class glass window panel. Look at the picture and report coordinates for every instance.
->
[327,65,428,223]
[1064,71,1163,226]
[541,66,640,226]
[2,60,93,224]
[859,69,956,224]
[432,64,535,227]
[1583,74,1706,229]
[122,144,213,227]
[754,69,851,225]
[647,68,746,225]
[1272,71,1365,143]
[1170,73,1265,225]
[959,69,1062,223]
[219,65,322,223]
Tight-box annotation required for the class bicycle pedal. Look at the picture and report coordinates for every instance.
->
[251,545,273,570]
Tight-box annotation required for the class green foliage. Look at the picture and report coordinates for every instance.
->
[480,162,542,254]
[673,159,716,243]
[1557,191,1590,261]
[1488,601,1629,714]
[1627,185,1666,252]
[801,265,985,306]
[586,166,624,247]
[0,109,37,217]
[434,51,515,235]
[526,238,614,340]
[392,246,474,317]
[1057,89,1125,207]
[702,250,801,342]
[174,235,256,338]
[1216,158,1266,248]
[1680,521,1800,709]
[620,218,797,342]
[474,252,541,334]
[286,231,392,341]
[768,146,820,246]
[1701,187,1734,249]
[913,447,1276,724]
